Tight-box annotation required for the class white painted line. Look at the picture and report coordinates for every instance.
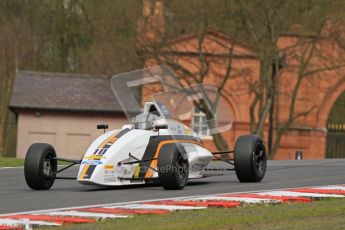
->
[0,166,23,169]
[178,196,280,204]
[44,211,128,219]
[107,204,205,211]
[313,186,345,191]
[0,218,60,227]
[257,191,344,198]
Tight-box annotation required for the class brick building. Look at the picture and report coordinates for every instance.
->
[144,29,345,159]
[139,0,345,159]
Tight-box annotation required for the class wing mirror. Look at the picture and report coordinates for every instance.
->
[153,124,168,136]
[97,124,109,133]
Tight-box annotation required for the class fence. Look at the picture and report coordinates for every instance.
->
[326,122,345,158]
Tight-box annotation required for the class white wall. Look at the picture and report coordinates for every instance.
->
[17,112,127,159]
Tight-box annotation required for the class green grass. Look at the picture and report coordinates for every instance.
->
[0,157,70,167]
[0,157,24,167]
[43,198,345,230]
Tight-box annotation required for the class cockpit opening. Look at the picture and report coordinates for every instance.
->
[133,102,166,130]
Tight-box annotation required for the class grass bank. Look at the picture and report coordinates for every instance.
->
[0,157,69,168]
[44,198,345,230]
[0,157,24,167]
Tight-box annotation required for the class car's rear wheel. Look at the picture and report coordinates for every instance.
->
[24,143,57,190]
[234,135,267,182]
[158,144,189,190]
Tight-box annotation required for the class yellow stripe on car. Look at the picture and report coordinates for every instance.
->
[104,165,114,170]
[79,164,90,179]
[84,155,104,160]
[133,165,140,178]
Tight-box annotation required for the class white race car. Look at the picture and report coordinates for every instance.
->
[24,66,267,190]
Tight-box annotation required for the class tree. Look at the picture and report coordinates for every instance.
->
[231,0,345,157]
[137,0,253,153]
[0,1,28,156]
[0,0,143,156]
[137,0,345,158]
[1,0,345,159]
[78,0,143,75]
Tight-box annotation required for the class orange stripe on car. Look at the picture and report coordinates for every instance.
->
[98,134,118,149]
[144,140,202,178]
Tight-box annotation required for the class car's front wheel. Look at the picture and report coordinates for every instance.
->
[158,144,189,190]
[24,143,57,190]
[234,135,267,182]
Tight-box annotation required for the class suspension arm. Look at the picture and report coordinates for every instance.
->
[211,150,234,155]
[52,157,81,174]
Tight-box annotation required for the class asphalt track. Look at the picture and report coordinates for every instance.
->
[0,159,344,214]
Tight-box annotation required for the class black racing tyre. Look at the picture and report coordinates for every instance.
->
[234,135,267,182]
[24,143,57,190]
[158,144,189,190]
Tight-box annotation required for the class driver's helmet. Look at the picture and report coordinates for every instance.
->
[155,101,170,118]
[133,104,160,130]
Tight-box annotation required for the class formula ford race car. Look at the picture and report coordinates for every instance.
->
[24,66,267,190]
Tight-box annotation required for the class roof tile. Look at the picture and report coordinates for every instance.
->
[9,71,124,113]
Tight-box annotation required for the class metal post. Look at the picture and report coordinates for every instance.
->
[295,150,303,160]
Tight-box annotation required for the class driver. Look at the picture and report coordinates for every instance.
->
[133,104,160,130]
[146,105,159,130]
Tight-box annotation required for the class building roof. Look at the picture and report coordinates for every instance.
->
[9,70,126,114]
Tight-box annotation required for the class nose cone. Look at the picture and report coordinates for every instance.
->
[77,128,133,182]
[77,128,152,185]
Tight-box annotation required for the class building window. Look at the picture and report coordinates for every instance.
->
[192,107,212,138]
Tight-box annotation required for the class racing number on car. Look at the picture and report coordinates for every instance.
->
[93,135,117,155]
